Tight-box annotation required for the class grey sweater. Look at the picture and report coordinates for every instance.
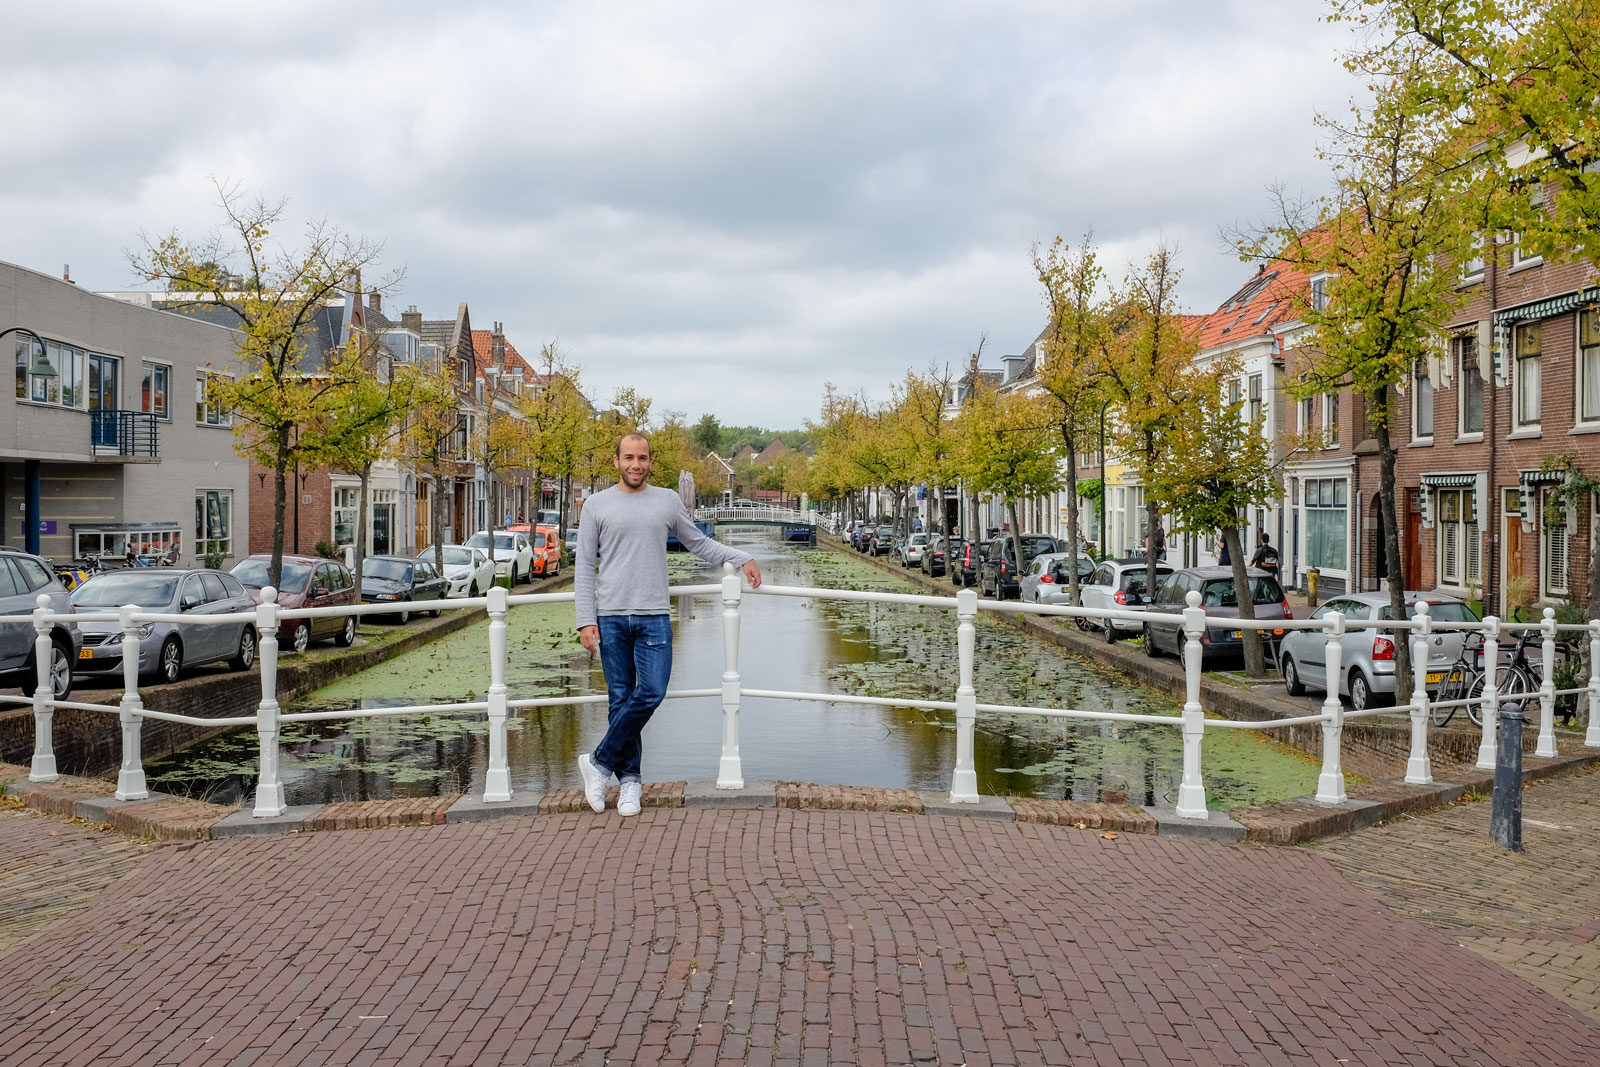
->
[573,485,753,630]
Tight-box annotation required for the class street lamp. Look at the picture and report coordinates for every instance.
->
[3,326,53,384]
[4,327,52,557]
[1098,398,1112,551]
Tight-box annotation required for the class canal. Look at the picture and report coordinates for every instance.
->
[145,532,1322,809]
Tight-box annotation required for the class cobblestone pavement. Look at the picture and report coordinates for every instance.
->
[3,806,1598,1067]
[0,804,154,956]
[1320,765,1600,1023]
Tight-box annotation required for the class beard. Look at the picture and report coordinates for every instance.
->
[621,467,649,487]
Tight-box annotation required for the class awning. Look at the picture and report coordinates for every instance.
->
[1493,287,1600,325]
[1420,473,1477,488]
[1520,469,1566,485]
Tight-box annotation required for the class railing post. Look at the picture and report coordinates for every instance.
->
[1315,609,1346,804]
[1477,616,1501,769]
[1536,606,1559,758]
[949,587,979,803]
[483,585,512,801]
[253,588,287,817]
[1586,619,1600,748]
[717,562,744,789]
[1405,601,1433,785]
[114,602,147,800]
[29,594,58,782]
[1176,590,1208,819]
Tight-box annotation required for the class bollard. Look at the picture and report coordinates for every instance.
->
[949,587,979,803]
[1491,700,1525,852]
[1476,617,1501,770]
[483,586,512,802]
[114,603,148,800]
[1405,601,1433,785]
[1306,567,1320,609]
[1536,606,1558,758]
[1315,609,1347,804]
[1175,590,1208,819]
[29,594,58,782]
[717,562,744,789]
[1587,620,1600,749]
[253,588,287,817]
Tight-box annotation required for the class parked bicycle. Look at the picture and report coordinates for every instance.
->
[47,555,105,592]
[1431,624,1565,727]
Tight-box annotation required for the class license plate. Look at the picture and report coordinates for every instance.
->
[1232,630,1242,639]
[1425,671,1463,685]
[78,649,93,659]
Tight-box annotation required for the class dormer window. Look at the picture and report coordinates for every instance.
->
[1309,274,1333,312]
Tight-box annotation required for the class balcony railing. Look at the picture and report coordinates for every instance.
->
[90,409,160,458]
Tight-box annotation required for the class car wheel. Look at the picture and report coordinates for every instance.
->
[1281,654,1305,696]
[468,581,480,598]
[22,637,73,700]
[430,599,442,619]
[1102,619,1119,645]
[396,601,411,625]
[1349,669,1376,711]
[157,637,182,685]
[1143,625,1162,657]
[230,627,257,671]
[335,614,357,648]
[292,621,311,654]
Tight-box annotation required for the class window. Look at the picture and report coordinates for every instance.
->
[1299,394,1315,433]
[1436,489,1480,588]
[1323,392,1340,447]
[1413,359,1433,439]
[1305,477,1349,571]
[1512,184,1545,269]
[1248,374,1263,426]
[1456,334,1483,434]
[1459,247,1486,283]
[195,490,232,559]
[333,487,359,546]
[1310,275,1331,312]
[1581,309,1600,424]
[1541,486,1568,597]
[141,363,170,419]
[1515,323,1541,427]
[196,372,231,425]
[58,345,84,408]
[14,337,83,407]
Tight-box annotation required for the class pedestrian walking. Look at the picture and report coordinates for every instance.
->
[574,432,762,816]
[1249,532,1279,574]
[1152,522,1167,561]
[1218,536,1231,566]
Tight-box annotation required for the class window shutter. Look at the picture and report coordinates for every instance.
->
[1419,485,1433,529]
[1435,332,1451,388]
[1477,319,1493,380]
[1494,324,1509,386]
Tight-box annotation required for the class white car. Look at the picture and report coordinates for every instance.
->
[465,530,535,583]
[420,545,496,598]
[1059,558,1174,642]
[898,533,928,567]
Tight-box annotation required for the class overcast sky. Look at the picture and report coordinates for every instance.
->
[3,1,1359,429]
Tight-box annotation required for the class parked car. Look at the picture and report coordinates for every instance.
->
[921,534,948,578]
[950,539,982,587]
[1142,567,1291,662]
[509,523,563,578]
[898,533,928,568]
[232,554,359,653]
[1020,551,1097,603]
[361,556,449,622]
[1058,558,1175,643]
[868,524,896,557]
[71,569,257,685]
[0,545,81,699]
[465,530,535,583]
[1277,591,1479,711]
[979,535,1062,599]
[419,545,495,599]
[564,527,579,557]
[536,508,562,529]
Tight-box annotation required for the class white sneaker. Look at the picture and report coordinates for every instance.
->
[618,780,642,817]
[577,753,610,813]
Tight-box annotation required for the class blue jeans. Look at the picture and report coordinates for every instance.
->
[592,614,673,783]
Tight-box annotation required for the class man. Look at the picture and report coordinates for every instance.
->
[1249,532,1279,574]
[575,432,762,817]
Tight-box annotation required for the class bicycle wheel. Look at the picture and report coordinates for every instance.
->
[1432,672,1467,727]
[1469,666,1533,726]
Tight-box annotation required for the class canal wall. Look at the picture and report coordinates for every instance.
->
[825,537,1550,781]
[0,573,574,778]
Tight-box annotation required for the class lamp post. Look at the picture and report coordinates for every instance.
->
[4,327,53,556]
[1098,399,1111,552]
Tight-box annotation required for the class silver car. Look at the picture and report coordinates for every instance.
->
[1277,591,1478,711]
[71,569,258,685]
[1021,552,1096,603]
[898,533,928,568]
[0,546,81,699]
[1056,558,1174,643]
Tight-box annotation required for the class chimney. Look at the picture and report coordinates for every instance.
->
[368,292,382,315]
[401,305,423,332]
[63,264,76,286]
[491,321,506,367]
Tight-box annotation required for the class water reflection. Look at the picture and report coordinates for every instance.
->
[144,532,1318,808]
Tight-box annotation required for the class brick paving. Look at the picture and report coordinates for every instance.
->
[0,805,154,956]
[1320,764,1600,1026]
[3,805,1598,1065]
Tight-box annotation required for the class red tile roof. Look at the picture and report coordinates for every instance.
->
[1190,263,1309,351]
[468,329,544,385]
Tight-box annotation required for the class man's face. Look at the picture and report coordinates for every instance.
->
[614,437,652,488]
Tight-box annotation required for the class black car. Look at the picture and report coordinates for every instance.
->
[1142,567,1292,662]
[868,525,896,557]
[979,535,1062,599]
[949,539,982,587]
[360,555,450,623]
[921,533,948,578]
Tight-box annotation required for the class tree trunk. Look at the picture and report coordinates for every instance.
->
[430,467,445,573]
[270,425,290,589]
[1374,388,1412,701]
[1064,430,1082,609]
[1223,525,1264,677]
[1144,488,1161,621]
[1008,499,1026,601]
[353,461,372,592]
[484,467,497,572]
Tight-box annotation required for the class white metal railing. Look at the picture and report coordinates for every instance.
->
[4,574,1598,819]
[697,505,820,527]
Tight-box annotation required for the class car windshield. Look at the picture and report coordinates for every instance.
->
[231,559,311,590]
[365,559,413,582]
[466,533,517,551]
[876,526,893,535]
[430,547,472,567]
[1120,568,1173,596]
[1200,577,1285,607]
[71,573,179,608]
[1380,601,1479,622]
